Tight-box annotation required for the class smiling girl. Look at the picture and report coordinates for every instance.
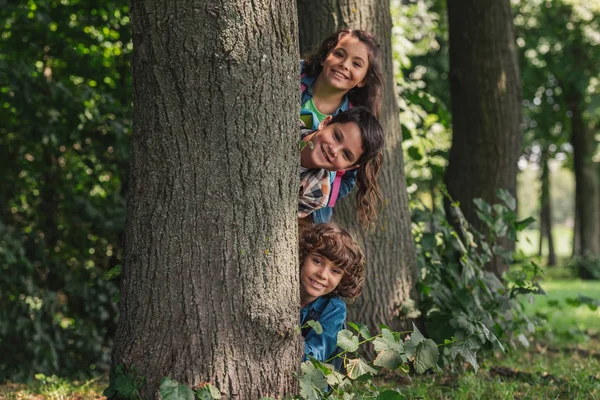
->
[298,107,384,226]
[300,29,384,225]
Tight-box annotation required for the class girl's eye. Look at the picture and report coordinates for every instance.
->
[334,50,344,58]
[353,62,362,68]
[334,132,341,141]
[343,151,351,161]
[313,257,322,265]
[332,269,342,275]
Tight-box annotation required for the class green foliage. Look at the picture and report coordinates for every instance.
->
[0,0,131,381]
[413,189,543,369]
[104,364,144,400]
[298,323,446,399]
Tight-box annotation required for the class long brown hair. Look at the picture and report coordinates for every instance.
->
[303,28,384,117]
[329,108,384,227]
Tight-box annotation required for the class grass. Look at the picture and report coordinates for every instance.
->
[517,227,573,258]
[0,374,107,400]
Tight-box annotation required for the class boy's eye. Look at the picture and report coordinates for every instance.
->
[334,131,341,141]
[343,151,351,161]
[312,257,322,265]
[333,50,344,58]
[353,61,362,68]
[332,268,342,275]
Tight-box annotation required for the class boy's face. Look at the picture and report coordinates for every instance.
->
[300,118,364,171]
[300,251,344,305]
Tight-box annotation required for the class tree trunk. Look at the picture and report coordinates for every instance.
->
[111,1,302,398]
[540,153,556,266]
[297,0,418,334]
[569,93,600,279]
[444,0,523,278]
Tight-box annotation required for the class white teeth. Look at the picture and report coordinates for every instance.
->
[332,70,346,79]
[310,278,325,289]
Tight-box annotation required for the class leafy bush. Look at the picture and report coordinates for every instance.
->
[413,188,543,367]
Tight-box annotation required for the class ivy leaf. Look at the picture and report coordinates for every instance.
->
[195,384,221,400]
[325,368,349,388]
[404,322,426,358]
[373,329,403,353]
[306,320,323,335]
[299,361,327,400]
[374,350,406,370]
[115,373,139,399]
[377,390,407,400]
[346,358,377,379]
[160,377,195,400]
[514,216,535,231]
[448,340,479,373]
[478,322,505,352]
[103,264,121,280]
[496,188,516,211]
[347,322,372,339]
[337,330,359,352]
[473,198,492,214]
[414,339,439,374]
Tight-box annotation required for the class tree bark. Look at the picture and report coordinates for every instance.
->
[540,153,556,266]
[111,1,302,398]
[297,0,418,334]
[444,0,523,278]
[569,92,600,279]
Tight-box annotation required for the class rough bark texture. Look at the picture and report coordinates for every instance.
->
[539,154,556,266]
[112,1,302,398]
[569,94,600,279]
[444,0,523,278]
[297,0,418,334]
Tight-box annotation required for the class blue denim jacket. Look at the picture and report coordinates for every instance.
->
[300,64,357,223]
[300,296,346,362]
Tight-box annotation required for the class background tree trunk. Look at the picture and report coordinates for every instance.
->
[111,1,302,398]
[297,0,418,334]
[568,93,600,279]
[540,153,556,266]
[444,0,523,278]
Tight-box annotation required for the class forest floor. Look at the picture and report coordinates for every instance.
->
[2,265,599,400]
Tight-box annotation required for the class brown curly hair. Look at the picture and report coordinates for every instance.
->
[299,223,365,299]
[303,28,384,117]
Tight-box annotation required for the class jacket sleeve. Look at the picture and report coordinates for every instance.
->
[336,169,357,200]
[303,298,346,363]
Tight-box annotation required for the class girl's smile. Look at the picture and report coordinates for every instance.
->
[300,118,364,171]
[319,35,370,92]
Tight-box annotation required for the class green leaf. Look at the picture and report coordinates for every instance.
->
[414,339,439,374]
[299,361,327,400]
[115,373,139,399]
[103,264,121,280]
[473,198,491,214]
[377,390,407,400]
[515,217,535,231]
[496,188,516,211]
[374,350,406,370]
[448,340,479,373]
[160,377,195,400]
[346,358,377,379]
[408,146,423,161]
[325,368,348,388]
[347,321,372,339]
[306,320,323,335]
[373,329,403,353]
[195,384,221,400]
[478,322,505,352]
[337,329,359,352]
[404,323,426,358]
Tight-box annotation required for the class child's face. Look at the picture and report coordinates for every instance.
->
[300,119,364,171]
[300,252,344,304]
[321,35,370,92]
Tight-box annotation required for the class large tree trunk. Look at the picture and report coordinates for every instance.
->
[297,0,418,334]
[540,152,556,266]
[111,1,302,398]
[444,0,523,278]
[569,93,600,279]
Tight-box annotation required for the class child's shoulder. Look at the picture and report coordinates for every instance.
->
[318,296,346,315]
